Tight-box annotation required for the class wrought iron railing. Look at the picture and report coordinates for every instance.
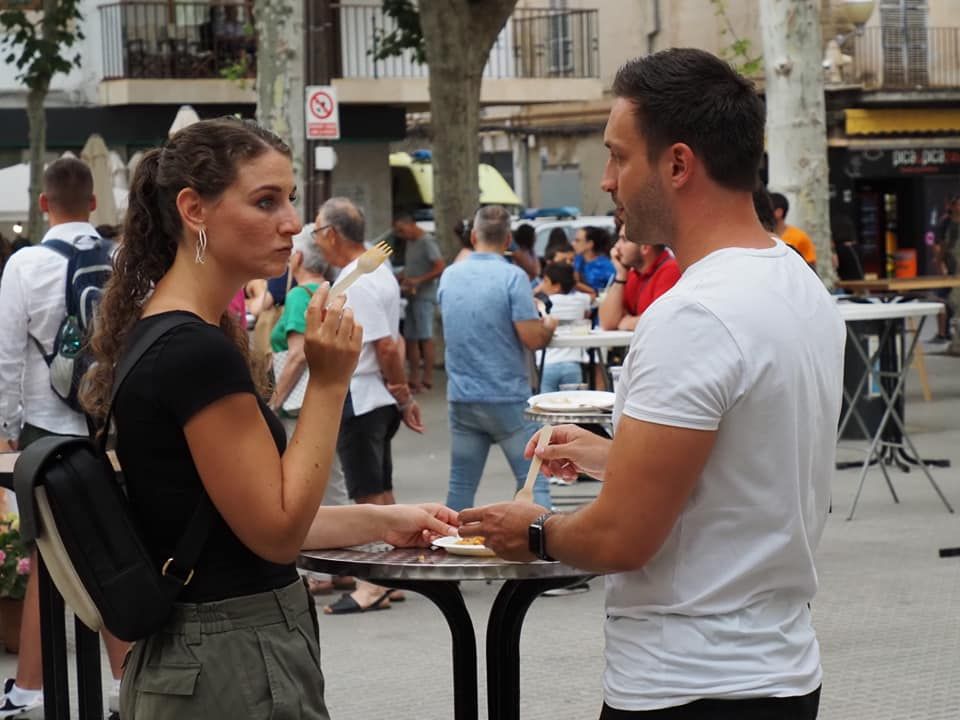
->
[850,26,960,90]
[98,1,599,82]
[99,1,256,80]
[333,4,600,80]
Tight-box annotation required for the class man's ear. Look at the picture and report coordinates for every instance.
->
[668,143,695,190]
[89,194,97,213]
[470,229,479,249]
[175,187,206,233]
[38,193,50,214]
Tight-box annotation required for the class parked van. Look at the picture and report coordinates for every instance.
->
[390,151,522,219]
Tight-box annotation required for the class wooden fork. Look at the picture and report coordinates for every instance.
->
[328,241,393,301]
[515,425,553,503]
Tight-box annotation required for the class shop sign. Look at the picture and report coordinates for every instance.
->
[845,147,960,177]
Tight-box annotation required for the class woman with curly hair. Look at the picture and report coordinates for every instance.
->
[82,118,457,719]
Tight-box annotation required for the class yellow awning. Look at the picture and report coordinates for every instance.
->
[845,108,960,136]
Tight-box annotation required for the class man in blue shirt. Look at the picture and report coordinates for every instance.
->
[439,205,558,510]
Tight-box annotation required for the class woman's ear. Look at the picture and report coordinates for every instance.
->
[175,187,206,234]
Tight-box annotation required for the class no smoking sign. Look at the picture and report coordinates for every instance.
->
[305,85,340,140]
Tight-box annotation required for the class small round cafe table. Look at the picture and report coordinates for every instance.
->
[298,544,590,720]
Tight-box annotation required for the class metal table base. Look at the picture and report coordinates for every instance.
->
[300,546,591,720]
[839,314,953,520]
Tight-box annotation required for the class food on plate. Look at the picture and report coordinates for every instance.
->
[455,536,486,546]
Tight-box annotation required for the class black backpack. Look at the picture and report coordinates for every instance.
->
[14,314,214,642]
[30,237,114,414]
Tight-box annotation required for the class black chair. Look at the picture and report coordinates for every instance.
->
[837,243,865,281]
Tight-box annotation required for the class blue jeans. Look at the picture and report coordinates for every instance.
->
[446,401,552,511]
[540,361,582,393]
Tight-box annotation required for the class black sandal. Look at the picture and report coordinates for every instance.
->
[323,590,391,615]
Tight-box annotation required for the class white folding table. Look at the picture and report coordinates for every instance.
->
[837,300,953,519]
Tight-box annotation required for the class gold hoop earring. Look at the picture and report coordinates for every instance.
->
[196,226,207,265]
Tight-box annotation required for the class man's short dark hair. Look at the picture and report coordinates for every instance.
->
[544,240,574,264]
[513,223,535,251]
[612,48,765,192]
[43,158,93,216]
[753,189,777,232]
[544,262,575,294]
[393,210,416,225]
[769,192,789,217]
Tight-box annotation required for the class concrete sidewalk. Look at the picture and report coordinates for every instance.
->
[4,348,960,719]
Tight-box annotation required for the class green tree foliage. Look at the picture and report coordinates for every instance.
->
[0,0,83,90]
[371,0,426,64]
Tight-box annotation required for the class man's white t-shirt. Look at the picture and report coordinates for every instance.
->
[339,260,401,416]
[605,239,846,711]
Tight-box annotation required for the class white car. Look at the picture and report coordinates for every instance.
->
[514,216,617,258]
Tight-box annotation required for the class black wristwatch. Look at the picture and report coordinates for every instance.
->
[612,277,627,284]
[529,512,558,561]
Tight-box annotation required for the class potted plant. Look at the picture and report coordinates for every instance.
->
[0,514,30,653]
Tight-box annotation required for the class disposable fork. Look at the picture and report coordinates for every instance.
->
[515,424,553,503]
[327,241,393,302]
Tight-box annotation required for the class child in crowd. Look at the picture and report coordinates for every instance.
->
[537,263,592,392]
[533,240,576,301]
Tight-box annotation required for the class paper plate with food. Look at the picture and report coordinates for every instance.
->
[432,535,497,557]
[527,390,615,413]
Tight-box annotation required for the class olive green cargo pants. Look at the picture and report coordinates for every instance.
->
[121,578,329,719]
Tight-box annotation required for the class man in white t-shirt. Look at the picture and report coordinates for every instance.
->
[460,49,844,719]
[313,197,424,614]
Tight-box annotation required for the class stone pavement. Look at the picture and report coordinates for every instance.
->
[3,340,960,719]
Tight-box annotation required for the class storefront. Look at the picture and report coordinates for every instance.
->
[828,109,960,278]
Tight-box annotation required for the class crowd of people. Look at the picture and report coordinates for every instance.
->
[1,45,959,720]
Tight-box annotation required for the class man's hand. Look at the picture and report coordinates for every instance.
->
[0,438,17,453]
[458,502,547,561]
[401,400,425,433]
[380,503,459,548]
[610,243,627,274]
[524,424,611,482]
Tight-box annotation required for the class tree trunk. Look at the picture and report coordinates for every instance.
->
[759,0,835,286]
[254,0,305,216]
[25,83,48,245]
[419,0,518,258]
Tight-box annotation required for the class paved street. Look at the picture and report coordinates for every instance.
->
[3,337,960,719]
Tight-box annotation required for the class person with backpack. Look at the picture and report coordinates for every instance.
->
[0,157,129,717]
[79,118,457,720]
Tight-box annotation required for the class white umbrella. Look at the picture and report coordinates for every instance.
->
[109,151,128,191]
[168,105,200,137]
[81,134,119,227]
[127,151,144,182]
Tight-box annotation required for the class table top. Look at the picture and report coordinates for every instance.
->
[836,300,944,322]
[524,407,614,426]
[299,544,590,581]
[836,276,960,293]
[549,329,634,349]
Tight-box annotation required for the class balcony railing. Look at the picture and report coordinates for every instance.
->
[98,1,599,82]
[850,26,960,90]
[100,1,256,80]
[333,4,600,80]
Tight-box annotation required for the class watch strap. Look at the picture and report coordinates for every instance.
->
[529,511,558,561]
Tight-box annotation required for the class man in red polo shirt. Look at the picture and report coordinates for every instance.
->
[599,226,681,330]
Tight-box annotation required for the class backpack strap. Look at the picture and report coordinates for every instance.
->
[105,314,216,591]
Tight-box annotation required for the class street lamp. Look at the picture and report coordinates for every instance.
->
[823,0,876,83]
[836,0,877,45]
[838,0,877,30]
